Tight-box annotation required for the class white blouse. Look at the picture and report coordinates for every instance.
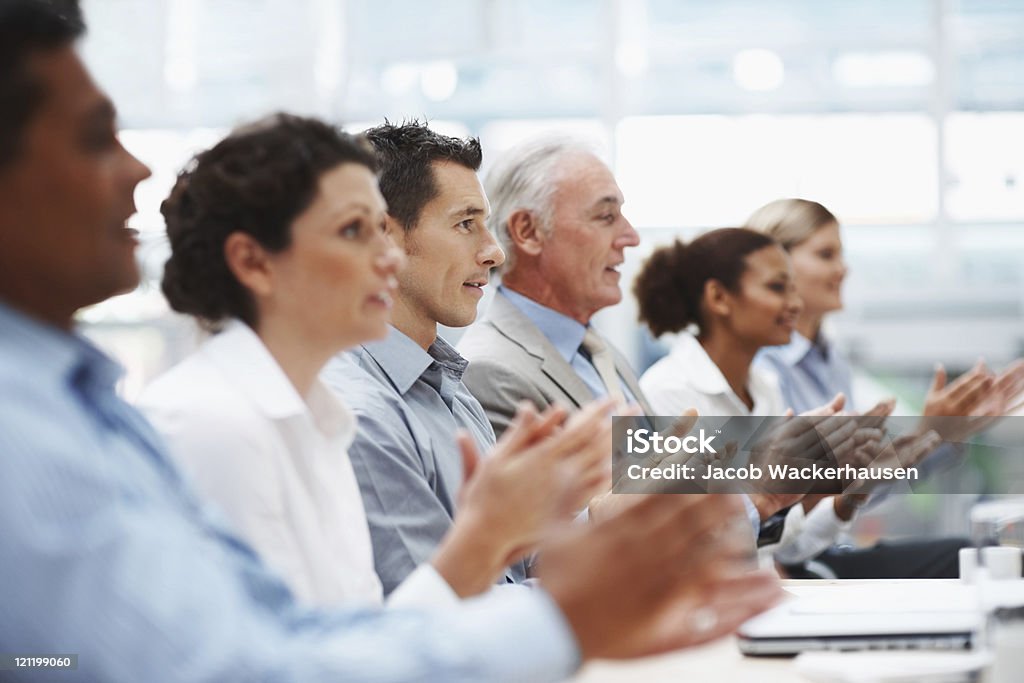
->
[137,321,386,607]
[640,333,786,417]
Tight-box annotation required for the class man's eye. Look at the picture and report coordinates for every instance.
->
[599,214,614,224]
[768,282,786,293]
[82,128,117,151]
[458,219,474,231]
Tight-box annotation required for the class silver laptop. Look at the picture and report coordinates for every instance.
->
[737,582,982,656]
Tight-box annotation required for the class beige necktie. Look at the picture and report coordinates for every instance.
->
[581,328,625,406]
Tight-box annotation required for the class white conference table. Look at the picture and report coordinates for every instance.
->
[570,579,966,683]
[573,635,798,683]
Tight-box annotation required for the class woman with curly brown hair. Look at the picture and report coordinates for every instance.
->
[138,114,402,606]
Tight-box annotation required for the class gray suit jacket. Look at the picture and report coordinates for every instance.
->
[458,291,653,438]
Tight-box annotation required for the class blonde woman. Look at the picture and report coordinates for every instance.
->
[747,198,1024,578]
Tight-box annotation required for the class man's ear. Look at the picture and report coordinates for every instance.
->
[506,209,544,256]
[224,231,274,298]
[703,279,732,318]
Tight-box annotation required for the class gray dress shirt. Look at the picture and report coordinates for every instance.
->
[321,326,527,595]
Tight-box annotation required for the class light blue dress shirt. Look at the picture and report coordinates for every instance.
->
[500,287,638,405]
[0,302,577,682]
[321,326,528,595]
[757,329,960,486]
[756,331,854,414]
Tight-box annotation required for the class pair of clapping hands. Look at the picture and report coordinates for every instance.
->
[753,394,939,520]
[787,358,1024,516]
[920,358,1024,441]
[607,394,941,521]
[431,398,781,661]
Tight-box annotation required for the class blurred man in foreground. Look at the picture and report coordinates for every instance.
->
[0,2,780,681]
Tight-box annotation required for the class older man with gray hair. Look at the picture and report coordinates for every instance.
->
[460,138,652,428]
[459,137,805,533]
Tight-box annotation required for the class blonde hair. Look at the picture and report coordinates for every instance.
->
[745,198,838,251]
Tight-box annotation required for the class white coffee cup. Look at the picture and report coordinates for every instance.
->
[982,546,1023,581]
[960,547,979,583]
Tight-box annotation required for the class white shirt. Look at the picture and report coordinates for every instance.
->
[138,321,388,607]
[640,333,851,564]
[773,498,854,566]
[640,333,786,417]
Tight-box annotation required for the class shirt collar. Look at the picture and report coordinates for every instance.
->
[201,320,353,439]
[499,286,587,364]
[673,333,781,412]
[671,333,732,396]
[767,330,815,367]
[360,325,469,396]
[427,335,469,381]
[0,300,123,392]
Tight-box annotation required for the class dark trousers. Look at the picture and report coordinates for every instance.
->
[787,537,970,579]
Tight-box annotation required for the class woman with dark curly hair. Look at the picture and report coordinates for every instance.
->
[635,227,801,417]
[633,228,884,571]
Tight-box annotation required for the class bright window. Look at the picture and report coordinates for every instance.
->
[615,114,938,229]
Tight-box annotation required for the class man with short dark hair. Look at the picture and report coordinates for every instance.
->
[322,121,597,595]
[0,0,148,322]
[0,3,779,680]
